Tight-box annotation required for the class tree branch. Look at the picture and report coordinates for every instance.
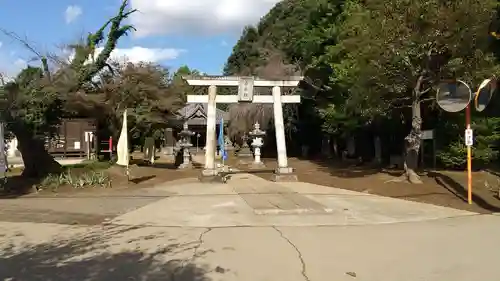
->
[0,28,51,81]
[76,0,137,89]
[419,86,432,95]
[419,97,435,103]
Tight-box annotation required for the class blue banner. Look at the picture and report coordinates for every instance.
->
[218,118,227,160]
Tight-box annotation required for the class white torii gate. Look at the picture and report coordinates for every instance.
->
[184,76,302,181]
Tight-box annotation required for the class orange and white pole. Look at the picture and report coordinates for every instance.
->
[465,104,473,204]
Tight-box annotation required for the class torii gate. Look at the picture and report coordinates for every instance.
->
[183,76,302,181]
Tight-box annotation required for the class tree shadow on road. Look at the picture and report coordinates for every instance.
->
[428,171,500,213]
[0,225,220,281]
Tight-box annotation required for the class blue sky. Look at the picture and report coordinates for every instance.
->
[0,0,279,78]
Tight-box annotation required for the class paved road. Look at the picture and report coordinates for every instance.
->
[1,174,499,281]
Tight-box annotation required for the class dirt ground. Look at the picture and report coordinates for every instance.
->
[232,157,500,214]
[2,153,500,214]
[0,154,202,198]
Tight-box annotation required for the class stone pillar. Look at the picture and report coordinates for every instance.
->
[143,137,155,164]
[237,134,253,164]
[271,86,297,181]
[163,128,175,156]
[201,85,218,178]
[224,135,234,151]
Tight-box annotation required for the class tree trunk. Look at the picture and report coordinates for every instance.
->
[404,76,424,184]
[11,125,62,178]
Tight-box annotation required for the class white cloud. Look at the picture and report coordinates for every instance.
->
[129,0,281,36]
[66,46,185,65]
[0,41,3,48]
[65,5,82,24]
[0,55,26,80]
[95,46,185,63]
[1,46,182,81]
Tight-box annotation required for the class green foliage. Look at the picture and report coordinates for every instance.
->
[222,0,500,168]
[437,141,468,168]
[72,0,137,89]
[319,104,364,137]
[0,0,138,177]
[92,62,185,145]
[438,117,500,168]
[39,170,110,190]
[329,0,499,118]
[0,66,63,139]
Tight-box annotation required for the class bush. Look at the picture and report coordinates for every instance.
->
[437,117,500,169]
[38,170,111,191]
[437,141,468,169]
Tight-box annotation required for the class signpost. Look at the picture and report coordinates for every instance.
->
[420,129,436,168]
[437,78,497,204]
[465,129,473,146]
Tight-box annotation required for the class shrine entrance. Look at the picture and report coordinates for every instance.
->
[176,103,228,152]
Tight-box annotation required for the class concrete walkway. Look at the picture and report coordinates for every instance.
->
[112,173,475,227]
[1,173,499,281]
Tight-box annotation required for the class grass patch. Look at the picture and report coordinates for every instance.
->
[38,170,111,191]
[37,160,113,191]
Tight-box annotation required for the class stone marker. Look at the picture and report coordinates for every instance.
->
[143,137,155,164]
[237,133,253,163]
[224,135,234,151]
[163,128,175,156]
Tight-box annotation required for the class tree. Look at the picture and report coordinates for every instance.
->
[223,0,347,152]
[226,52,300,144]
[169,65,204,101]
[328,0,499,183]
[94,61,184,145]
[0,0,136,177]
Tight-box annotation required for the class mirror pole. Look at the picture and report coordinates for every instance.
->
[465,104,472,205]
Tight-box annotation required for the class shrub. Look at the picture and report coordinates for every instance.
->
[38,170,110,191]
[437,117,500,169]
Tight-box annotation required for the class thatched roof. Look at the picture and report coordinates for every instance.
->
[176,103,228,126]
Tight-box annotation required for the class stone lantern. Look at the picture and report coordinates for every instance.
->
[249,122,266,168]
[177,122,195,168]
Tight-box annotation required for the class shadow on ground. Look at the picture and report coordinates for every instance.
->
[233,156,500,213]
[429,171,500,213]
[307,158,400,178]
[0,176,41,198]
[0,225,219,281]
